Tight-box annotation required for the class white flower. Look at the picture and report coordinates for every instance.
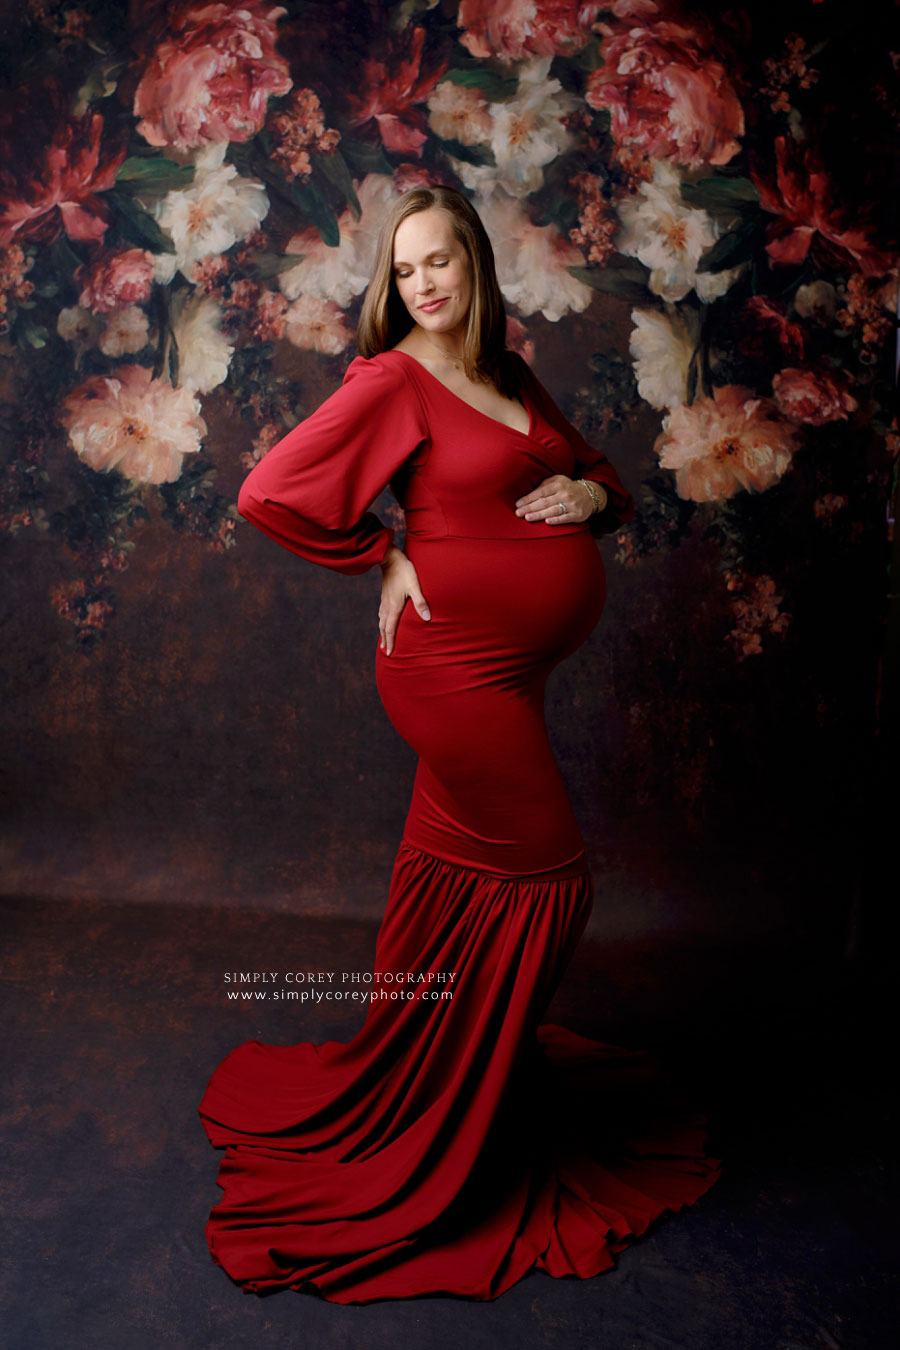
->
[98,305,151,357]
[452,59,577,199]
[427,81,493,145]
[476,190,592,322]
[171,293,234,393]
[152,161,269,278]
[284,295,353,354]
[792,279,837,324]
[279,174,399,307]
[616,160,744,303]
[629,305,701,410]
[57,305,101,345]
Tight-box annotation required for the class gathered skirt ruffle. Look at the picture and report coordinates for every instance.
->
[198,840,722,1304]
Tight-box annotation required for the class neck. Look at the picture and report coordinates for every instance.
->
[418,330,465,363]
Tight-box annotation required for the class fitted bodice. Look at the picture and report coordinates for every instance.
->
[375,351,592,543]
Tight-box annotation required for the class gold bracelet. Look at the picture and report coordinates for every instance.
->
[579,478,605,514]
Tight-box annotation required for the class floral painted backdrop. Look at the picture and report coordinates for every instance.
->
[1,0,897,908]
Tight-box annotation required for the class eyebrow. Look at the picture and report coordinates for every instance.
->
[392,250,450,267]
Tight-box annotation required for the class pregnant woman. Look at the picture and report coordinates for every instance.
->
[198,185,722,1303]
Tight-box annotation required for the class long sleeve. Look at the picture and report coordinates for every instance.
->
[513,354,635,536]
[238,356,429,575]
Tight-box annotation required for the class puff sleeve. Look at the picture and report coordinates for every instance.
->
[238,355,429,575]
[514,355,635,535]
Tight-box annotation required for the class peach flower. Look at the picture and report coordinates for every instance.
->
[587,10,744,171]
[60,365,206,484]
[654,385,800,501]
[77,248,155,313]
[457,0,601,63]
[133,1,292,151]
[284,296,353,355]
[771,367,857,426]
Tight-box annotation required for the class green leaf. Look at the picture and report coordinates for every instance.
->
[245,251,306,278]
[441,68,518,102]
[568,256,651,303]
[695,220,759,274]
[339,136,394,178]
[51,237,87,274]
[21,323,49,349]
[116,158,195,194]
[105,190,175,252]
[287,180,341,247]
[440,138,495,166]
[680,177,760,212]
[315,151,361,221]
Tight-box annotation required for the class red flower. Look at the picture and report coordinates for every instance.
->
[750,134,893,277]
[0,109,126,249]
[737,296,806,363]
[346,26,447,157]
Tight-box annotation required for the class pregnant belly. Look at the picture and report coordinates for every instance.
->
[375,532,606,873]
[376,532,606,680]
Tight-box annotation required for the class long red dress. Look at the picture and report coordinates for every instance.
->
[198,348,722,1303]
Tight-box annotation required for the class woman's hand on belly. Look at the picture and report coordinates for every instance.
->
[514,474,607,524]
[378,545,432,656]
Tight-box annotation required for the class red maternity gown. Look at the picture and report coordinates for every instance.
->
[198,347,722,1303]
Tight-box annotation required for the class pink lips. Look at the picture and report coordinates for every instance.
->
[419,298,449,312]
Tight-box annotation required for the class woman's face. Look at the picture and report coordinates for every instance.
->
[391,206,473,344]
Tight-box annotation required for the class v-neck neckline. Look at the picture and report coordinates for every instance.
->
[385,349,535,442]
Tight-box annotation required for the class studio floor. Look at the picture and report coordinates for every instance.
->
[1,889,896,1350]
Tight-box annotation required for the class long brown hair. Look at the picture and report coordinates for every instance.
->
[357,185,522,398]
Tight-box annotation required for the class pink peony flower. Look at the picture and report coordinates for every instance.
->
[346,26,447,157]
[586,12,744,172]
[60,364,206,484]
[0,107,126,248]
[457,0,601,63]
[751,134,893,277]
[133,1,292,151]
[77,248,155,313]
[654,384,800,501]
[771,367,858,426]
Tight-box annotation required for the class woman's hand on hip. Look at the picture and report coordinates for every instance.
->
[515,474,605,524]
[378,545,431,656]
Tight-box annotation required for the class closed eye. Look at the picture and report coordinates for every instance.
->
[395,259,450,278]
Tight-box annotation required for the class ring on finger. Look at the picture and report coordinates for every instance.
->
[558,500,567,515]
